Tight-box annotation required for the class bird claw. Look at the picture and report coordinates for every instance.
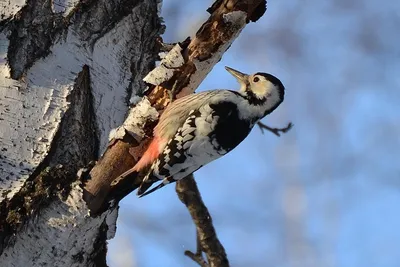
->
[257,122,293,137]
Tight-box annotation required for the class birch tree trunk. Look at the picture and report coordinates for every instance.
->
[0,0,162,265]
[0,0,267,266]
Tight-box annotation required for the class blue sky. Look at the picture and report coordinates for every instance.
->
[108,1,400,266]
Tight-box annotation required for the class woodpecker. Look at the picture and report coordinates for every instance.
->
[121,66,285,197]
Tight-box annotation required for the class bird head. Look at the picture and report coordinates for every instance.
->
[225,66,285,106]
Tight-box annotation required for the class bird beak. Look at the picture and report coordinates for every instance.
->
[225,66,249,86]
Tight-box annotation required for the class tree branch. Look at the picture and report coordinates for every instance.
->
[83,0,268,214]
[176,176,229,267]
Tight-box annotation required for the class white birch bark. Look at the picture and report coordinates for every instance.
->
[0,0,162,265]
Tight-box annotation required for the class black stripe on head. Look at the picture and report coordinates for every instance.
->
[229,88,267,106]
[244,89,267,106]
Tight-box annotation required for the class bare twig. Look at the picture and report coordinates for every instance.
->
[257,121,293,137]
[176,176,229,267]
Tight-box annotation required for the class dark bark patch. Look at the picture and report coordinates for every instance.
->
[248,0,267,22]
[72,250,85,263]
[71,0,141,47]
[7,0,67,79]
[90,218,109,267]
[48,65,99,172]
[0,17,11,31]
[0,165,76,255]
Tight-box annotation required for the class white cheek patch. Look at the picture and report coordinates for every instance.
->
[264,81,276,95]
[252,81,275,98]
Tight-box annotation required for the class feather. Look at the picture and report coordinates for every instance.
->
[131,136,166,172]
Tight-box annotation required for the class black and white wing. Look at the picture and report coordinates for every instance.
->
[138,91,252,196]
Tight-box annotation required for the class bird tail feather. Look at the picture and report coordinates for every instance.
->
[137,175,174,197]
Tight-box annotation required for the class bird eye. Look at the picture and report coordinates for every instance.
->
[253,77,260,83]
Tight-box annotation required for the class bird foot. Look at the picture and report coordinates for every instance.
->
[257,121,293,137]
